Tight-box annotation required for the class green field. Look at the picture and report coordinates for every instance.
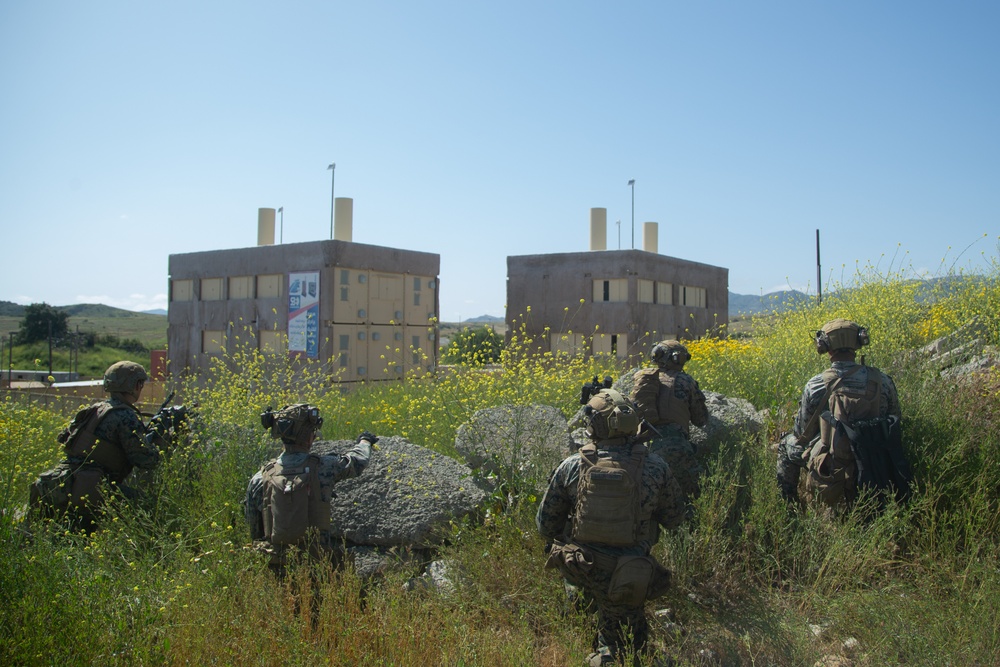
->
[0,306,168,379]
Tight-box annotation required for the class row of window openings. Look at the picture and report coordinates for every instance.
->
[202,331,429,352]
[594,279,707,308]
[172,274,435,302]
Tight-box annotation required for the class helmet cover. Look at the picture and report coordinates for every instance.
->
[585,388,641,440]
[103,361,149,393]
[651,340,691,368]
[815,319,869,354]
[270,403,323,444]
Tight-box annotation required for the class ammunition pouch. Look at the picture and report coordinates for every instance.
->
[608,555,671,606]
[30,466,74,516]
[805,433,856,506]
[544,540,595,588]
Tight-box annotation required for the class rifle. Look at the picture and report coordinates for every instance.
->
[579,375,614,405]
[145,391,195,451]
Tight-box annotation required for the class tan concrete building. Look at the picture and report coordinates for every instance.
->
[167,204,440,382]
[505,208,728,361]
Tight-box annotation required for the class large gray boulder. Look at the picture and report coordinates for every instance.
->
[312,436,486,548]
[915,318,998,381]
[453,404,571,490]
[690,390,765,454]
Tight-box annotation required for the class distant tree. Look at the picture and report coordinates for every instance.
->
[18,302,69,344]
[441,325,504,365]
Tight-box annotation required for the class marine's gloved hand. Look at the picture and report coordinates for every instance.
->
[356,431,379,445]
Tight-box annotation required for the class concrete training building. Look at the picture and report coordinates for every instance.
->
[505,208,728,361]
[167,202,440,383]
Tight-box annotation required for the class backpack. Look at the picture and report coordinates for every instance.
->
[632,368,689,430]
[260,454,330,546]
[59,401,132,476]
[805,366,911,507]
[571,443,646,546]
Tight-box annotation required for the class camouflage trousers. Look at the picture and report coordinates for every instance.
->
[252,533,344,579]
[648,433,703,501]
[774,432,806,503]
[547,543,663,661]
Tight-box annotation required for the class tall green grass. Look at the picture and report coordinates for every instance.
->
[1,256,998,666]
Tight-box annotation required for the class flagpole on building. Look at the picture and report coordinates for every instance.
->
[327,163,336,239]
[628,179,635,249]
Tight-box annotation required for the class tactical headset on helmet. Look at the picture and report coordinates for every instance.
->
[103,361,149,394]
[260,404,323,444]
[651,340,691,368]
[584,389,641,440]
[815,319,870,354]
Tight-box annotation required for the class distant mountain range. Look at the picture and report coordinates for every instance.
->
[728,290,810,316]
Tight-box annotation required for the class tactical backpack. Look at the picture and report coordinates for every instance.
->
[32,401,130,519]
[571,443,647,546]
[805,366,911,507]
[260,454,330,546]
[632,368,689,430]
[60,402,132,476]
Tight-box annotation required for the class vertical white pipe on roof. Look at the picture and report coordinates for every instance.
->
[589,207,607,251]
[257,208,276,246]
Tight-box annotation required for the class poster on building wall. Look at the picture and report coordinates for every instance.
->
[288,271,320,358]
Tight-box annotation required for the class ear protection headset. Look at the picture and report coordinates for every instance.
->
[814,320,870,354]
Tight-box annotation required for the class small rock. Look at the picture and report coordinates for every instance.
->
[809,622,830,638]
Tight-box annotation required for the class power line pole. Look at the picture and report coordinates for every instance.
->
[816,229,822,303]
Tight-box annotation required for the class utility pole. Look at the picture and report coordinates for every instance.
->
[816,229,823,303]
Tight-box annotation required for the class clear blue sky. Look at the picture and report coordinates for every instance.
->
[2,1,997,322]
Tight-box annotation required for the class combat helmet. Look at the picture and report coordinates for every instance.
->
[815,319,870,354]
[103,361,149,394]
[584,389,641,440]
[260,403,323,446]
[651,339,691,369]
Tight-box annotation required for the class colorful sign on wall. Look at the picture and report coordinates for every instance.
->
[288,271,320,358]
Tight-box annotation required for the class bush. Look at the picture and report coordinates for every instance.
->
[441,325,504,365]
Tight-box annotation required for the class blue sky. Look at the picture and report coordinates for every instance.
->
[1,1,997,322]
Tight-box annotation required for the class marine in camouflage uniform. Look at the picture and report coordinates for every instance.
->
[776,319,903,503]
[244,403,374,573]
[630,340,708,503]
[30,361,161,532]
[537,389,685,667]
